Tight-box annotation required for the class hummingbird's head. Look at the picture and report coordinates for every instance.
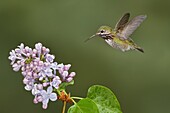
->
[84,26,112,42]
[96,26,112,38]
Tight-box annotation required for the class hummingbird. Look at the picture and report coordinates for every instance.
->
[85,13,147,53]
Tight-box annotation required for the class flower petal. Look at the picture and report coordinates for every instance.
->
[64,64,71,71]
[69,72,76,77]
[49,93,57,101]
[24,85,32,91]
[42,98,49,105]
[42,99,49,109]
[47,86,53,93]
[41,90,47,96]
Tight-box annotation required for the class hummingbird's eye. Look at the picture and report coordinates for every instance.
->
[100,30,105,33]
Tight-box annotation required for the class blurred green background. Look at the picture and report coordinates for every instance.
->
[0,0,170,113]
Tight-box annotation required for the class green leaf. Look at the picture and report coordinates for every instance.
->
[68,98,99,113]
[58,80,74,91]
[87,85,122,113]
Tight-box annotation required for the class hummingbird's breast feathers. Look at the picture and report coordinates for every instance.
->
[105,38,131,52]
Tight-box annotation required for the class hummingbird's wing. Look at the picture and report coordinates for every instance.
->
[117,15,147,39]
[114,13,130,32]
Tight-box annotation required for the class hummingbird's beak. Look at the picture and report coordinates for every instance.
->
[84,34,97,42]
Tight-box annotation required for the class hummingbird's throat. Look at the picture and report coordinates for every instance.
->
[99,33,113,40]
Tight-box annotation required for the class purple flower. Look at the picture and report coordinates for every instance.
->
[50,62,58,75]
[9,42,76,109]
[66,72,76,82]
[58,64,76,82]
[64,64,71,71]
[12,63,21,71]
[8,50,17,65]
[41,86,57,109]
[33,95,43,104]
[32,84,43,95]
[23,76,35,91]
[35,43,42,57]
[45,54,55,62]
[18,43,24,50]
[50,76,61,89]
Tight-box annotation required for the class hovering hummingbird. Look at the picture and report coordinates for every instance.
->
[85,13,147,53]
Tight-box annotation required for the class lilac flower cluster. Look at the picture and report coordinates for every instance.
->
[8,43,76,109]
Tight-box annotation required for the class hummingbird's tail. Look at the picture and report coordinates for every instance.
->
[135,46,144,53]
[129,40,144,53]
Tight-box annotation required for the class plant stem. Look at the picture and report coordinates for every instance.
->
[71,97,83,100]
[70,98,77,105]
[56,89,61,95]
[62,101,66,113]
